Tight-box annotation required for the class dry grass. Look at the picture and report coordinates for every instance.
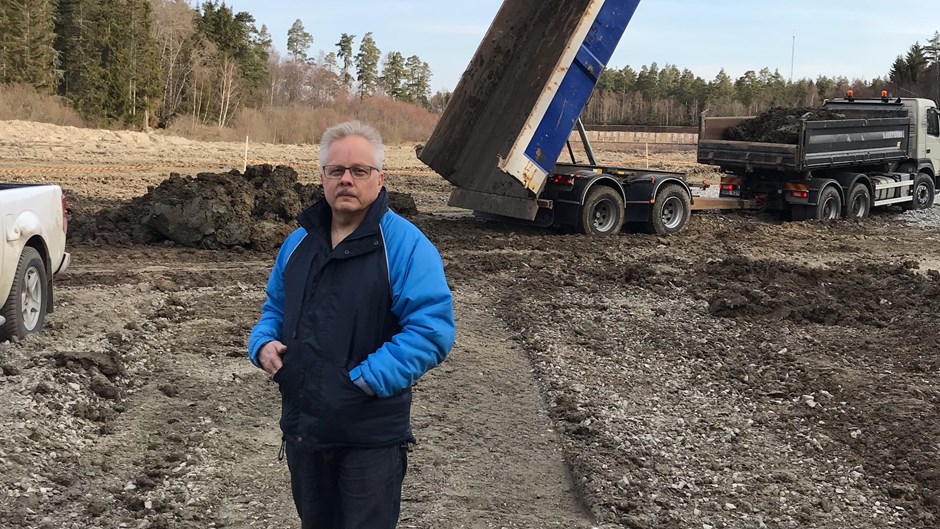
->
[0,83,437,147]
[165,97,438,146]
[0,83,86,127]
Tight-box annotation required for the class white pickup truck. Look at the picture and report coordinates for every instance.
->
[0,184,70,340]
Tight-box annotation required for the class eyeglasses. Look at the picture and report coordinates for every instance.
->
[321,164,379,179]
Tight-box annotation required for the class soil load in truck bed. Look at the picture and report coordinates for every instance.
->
[724,107,848,144]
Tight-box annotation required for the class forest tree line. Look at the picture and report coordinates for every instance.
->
[0,0,440,128]
[0,0,937,131]
[585,32,940,126]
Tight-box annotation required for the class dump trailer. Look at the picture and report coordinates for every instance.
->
[698,96,940,220]
[417,0,698,235]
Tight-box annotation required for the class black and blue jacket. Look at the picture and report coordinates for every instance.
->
[248,189,455,450]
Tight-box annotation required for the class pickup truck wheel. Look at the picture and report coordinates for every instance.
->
[910,173,935,210]
[844,184,871,218]
[648,184,691,235]
[578,186,624,236]
[0,247,48,341]
[815,186,842,220]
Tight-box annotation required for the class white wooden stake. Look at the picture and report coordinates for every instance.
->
[243,135,249,173]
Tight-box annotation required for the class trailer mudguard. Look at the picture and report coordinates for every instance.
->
[622,175,692,222]
[803,178,843,206]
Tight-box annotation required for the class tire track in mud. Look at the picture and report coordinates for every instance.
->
[402,286,593,528]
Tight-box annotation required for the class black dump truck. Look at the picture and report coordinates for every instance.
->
[698,95,940,220]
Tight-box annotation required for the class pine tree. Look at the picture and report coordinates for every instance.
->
[928,32,940,102]
[905,44,929,83]
[54,0,163,125]
[380,51,405,99]
[709,69,734,102]
[336,33,355,90]
[195,1,268,96]
[2,0,58,92]
[257,24,272,52]
[323,51,338,73]
[403,54,431,107]
[286,19,312,62]
[354,32,380,98]
[56,0,110,119]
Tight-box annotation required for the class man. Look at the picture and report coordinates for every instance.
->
[248,120,455,529]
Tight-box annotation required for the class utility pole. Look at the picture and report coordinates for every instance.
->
[790,32,796,83]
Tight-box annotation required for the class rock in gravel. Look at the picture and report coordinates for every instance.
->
[90,372,121,400]
[1,363,21,376]
[53,350,125,377]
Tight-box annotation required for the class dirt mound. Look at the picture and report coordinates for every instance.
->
[725,107,846,144]
[68,164,418,250]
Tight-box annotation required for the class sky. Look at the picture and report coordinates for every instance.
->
[219,0,940,93]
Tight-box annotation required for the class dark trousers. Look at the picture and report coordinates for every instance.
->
[285,443,407,529]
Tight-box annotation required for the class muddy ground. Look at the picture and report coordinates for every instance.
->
[0,122,938,529]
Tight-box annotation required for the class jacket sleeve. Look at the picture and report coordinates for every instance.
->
[356,227,455,397]
[248,229,307,368]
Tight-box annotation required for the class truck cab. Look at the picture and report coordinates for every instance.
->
[905,98,940,178]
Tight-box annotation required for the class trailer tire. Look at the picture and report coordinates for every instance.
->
[578,186,624,236]
[648,184,690,235]
[910,173,935,210]
[843,183,871,218]
[814,186,842,220]
[0,247,48,341]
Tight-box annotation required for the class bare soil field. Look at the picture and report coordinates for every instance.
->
[0,121,938,529]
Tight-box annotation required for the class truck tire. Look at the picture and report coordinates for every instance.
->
[0,247,48,341]
[843,183,871,218]
[910,173,935,210]
[578,186,624,236]
[648,184,691,235]
[814,186,842,220]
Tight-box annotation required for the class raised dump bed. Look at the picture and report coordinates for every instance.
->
[418,0,642,221]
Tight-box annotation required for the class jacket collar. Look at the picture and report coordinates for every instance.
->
[298,187,389,241]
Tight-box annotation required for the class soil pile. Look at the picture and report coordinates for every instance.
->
[68,164,418,250]
[725,107,846,143]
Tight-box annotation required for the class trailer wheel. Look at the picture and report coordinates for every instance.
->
[814,186,842,220]
[843,184,871,218]
[578,186,624,236]
[0,247,48,341]
[910,173,935,210]
[648,184,690,235]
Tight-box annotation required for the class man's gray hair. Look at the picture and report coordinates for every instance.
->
[318,121,385,170]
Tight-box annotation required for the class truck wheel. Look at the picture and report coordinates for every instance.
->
[578,186,624,235]
[910,173,935,210]
[843,183,871,218]
[0,247,48,341]
[648,184,691,235]
[814,186,842,220]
